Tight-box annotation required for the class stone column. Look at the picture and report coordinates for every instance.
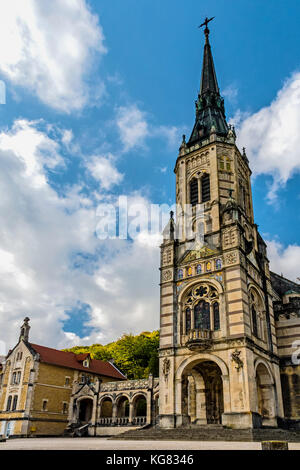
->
[112,403,117,425]
[195,387,207,424]
[129,402,134,425]
[188,375,196,423]
[146,391,152,425]
[91,395,97,426]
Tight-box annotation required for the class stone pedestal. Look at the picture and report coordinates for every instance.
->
[175,414,191,428]
[159,414,176,429]
[261,441,288,450]
[222,411,262,429]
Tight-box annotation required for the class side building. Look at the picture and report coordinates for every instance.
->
[0,318,125,437]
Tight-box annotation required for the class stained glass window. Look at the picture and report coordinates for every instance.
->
[213,302,220,330]
[194,300,210,330]
[252,306,258,337]
[215,259,222,270]
[196,264,202,274]
[186,307,191,333]
[187,267,192,276]
[206,261,211,271]
[178,269,183,280]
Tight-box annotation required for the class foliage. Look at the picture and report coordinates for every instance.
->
[63,330,159,380]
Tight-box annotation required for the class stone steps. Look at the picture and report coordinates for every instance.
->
[111,426,300,442]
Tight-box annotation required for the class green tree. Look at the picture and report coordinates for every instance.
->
[63,330,159,380]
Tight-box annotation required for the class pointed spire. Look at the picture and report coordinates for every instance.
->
[188,18,228,146]
[200,26,219,95]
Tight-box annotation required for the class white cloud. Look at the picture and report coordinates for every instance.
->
[86,153,123,190]
[116,104,186,153]
[0,0,106,112]
[154,125,186,149]
[0,119,159,353]
[235,72,300,201]
[222,84,238,104]
[267,239,300,283]
[116,105,149,151]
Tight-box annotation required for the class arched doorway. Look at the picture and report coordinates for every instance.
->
[132,394,147,425]
[181,360,224,425]
[256,363,277,426]
[78,398,93,423]
[100,397,113,418]
[116,396,130,424]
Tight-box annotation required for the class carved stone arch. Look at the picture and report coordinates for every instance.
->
[115,392,131,404]
[175,353,231,417]
[178,278,224,305]
[99,394,115,406]
[77,394,94,403]
[131,391,147,403]
[254,359,278,424]
[254,358,275,385]
[248,284,265,308]
[176,353,229,379]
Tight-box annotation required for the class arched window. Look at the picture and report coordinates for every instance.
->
[206,261,211,271]
[201,173,210,202]
[196,264,202,274]
[187,266,192,276]
[252,306,258,337]
[215,259,222,270]
[12,395,18,411]
[190,178,198,206]
[194,300,210,330]
[182,283,221,334]
[6,395,12,411]
[249,288,264,340]
[177,269,183,280]
[213,302,220,330]
[185,308,191,333]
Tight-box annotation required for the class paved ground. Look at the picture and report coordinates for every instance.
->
[1,437,300,450]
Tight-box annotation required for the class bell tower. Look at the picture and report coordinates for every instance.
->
[159,20,284,429]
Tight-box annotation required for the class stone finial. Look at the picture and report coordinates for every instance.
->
[19,317,30,342]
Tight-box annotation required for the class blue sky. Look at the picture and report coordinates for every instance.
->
[0,0,299,352]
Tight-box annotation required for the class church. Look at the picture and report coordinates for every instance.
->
[0,21,299,438]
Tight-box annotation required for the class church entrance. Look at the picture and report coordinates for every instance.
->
[78,398,93,423]
[181,360,224,425]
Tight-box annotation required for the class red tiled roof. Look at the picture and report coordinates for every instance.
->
[29,343,126,380]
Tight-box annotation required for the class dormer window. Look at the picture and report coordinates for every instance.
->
[83,359,89,367]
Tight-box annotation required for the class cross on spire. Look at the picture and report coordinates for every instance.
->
[199,16,215,40]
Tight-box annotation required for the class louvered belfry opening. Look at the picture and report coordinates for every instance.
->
[201,173,210,202]
[190,178,199,206]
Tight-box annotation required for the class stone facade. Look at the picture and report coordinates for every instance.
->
[158,26,299,430]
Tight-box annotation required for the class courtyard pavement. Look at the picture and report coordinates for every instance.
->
[0,437,300,450]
